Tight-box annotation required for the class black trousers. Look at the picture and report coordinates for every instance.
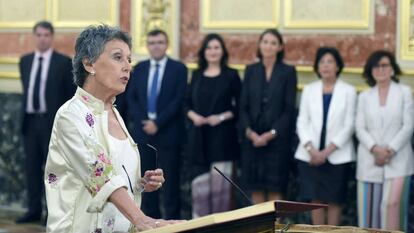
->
[22,114,51,216]
[139,144,181,219]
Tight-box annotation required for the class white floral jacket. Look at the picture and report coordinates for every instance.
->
[44,87,141,233]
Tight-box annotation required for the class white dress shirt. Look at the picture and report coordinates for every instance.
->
[26,48,53,113]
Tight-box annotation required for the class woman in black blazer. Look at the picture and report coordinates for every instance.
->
[240,29,297,204]
[186,33,241,217]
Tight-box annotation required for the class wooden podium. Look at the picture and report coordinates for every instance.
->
[142,200,326,233]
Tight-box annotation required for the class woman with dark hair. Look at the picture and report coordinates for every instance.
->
[295,47,356,225]
[186,33,241,217]
[239,29,297,204]
[356,50,413,231]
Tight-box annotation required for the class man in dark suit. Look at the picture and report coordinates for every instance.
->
[16,21,75,223]
[121,29,187,219]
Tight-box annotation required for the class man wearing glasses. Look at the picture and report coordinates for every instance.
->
[120,29,187,220]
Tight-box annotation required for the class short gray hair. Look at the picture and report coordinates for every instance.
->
[73,25,132,87]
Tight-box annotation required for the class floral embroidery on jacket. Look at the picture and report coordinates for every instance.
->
[86,113,94,127]
[105,218,114,228]
[47,173,58,187]
[87,151,114,197]
[80,108,116,197]
[82,95,90,102]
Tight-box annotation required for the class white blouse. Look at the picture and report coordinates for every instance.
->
[109,135,139,232]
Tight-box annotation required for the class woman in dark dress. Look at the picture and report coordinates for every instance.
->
[186,33,241,217]
[239,29,297,204]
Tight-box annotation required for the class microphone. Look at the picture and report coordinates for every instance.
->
[213,166,253,206]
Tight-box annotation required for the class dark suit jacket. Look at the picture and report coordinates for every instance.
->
[124,58,188,147]
[239,61,297,145]
[19,50,75,134]
[185,67,241,166]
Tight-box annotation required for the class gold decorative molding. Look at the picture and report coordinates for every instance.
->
[0,0,117,29]
[0,72,19,79]
[400,0,414,61]
[201,0,279,30]
[132,0,176,56]
[284,0,371,29]
[187,63,364,74]
[0,57,19,64]
[0,57,19,79]
[0,0,51,29]
[51,0,118,28]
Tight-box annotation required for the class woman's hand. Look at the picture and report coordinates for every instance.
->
[320,143,337,159]
[134,218,186,231]
[206,115,222,127]
[188,111,207,126]
[371,145,392,166]
[309,149,327,166]
[140,169,165,192]
[246,128,265,147]
[133,216,155,231]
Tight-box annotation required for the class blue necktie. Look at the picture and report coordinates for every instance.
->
[33,56,43,111]
[148,63,160,116]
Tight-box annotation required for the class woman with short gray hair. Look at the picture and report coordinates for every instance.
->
[44,25,172,232]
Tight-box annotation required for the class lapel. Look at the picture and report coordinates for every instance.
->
[252,63,265,115]
[45,51,56,95]
[382,82,399,131]
[367,85,386,137]
[138,61,150,111]
[267,63,284,100]
[313,81,323,130]
[22,54,35,91]
[326,80,342,129]
[157,58,171,108]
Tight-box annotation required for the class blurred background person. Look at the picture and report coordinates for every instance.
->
[295,47,356,225]
[45,25,171,232]
[356,50,414,232]
[16,21,75,224]
[186,33,241,217]
[123,29,187,219]
[239,28,297,204]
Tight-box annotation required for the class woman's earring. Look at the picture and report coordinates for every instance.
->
[391,71,395,76]
[90,70,96,76]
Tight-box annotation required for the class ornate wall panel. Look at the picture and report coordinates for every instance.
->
[0,0,50,28]
[201,0,279,30]
[0,0,118,29]
[52,0,118,27]
[132,0,179,57]
[284,0,372,29]
[399,0,414,62]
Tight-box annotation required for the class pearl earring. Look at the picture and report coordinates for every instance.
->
[90,70,96,76]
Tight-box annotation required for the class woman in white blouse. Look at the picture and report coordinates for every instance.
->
[44,25,172,232]
[295,47,356,225]
[356,50,414,232]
